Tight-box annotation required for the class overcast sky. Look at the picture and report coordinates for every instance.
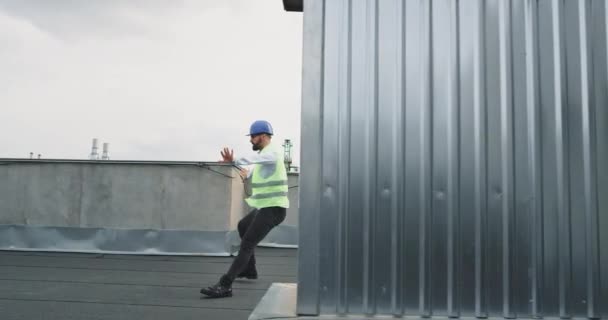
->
[0,0,303,164]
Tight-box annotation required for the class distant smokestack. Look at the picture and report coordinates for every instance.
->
[90,138,99,160]
[282,139,293,172]
[102,143,110,160]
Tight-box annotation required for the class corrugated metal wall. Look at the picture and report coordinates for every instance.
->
[298,0,608,317]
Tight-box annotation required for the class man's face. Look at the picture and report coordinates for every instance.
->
[250,134,264,151]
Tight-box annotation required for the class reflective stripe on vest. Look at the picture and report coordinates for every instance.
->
[250,180,288,188]
[249,191,289,199]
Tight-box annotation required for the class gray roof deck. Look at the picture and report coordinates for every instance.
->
[0,248,297,320]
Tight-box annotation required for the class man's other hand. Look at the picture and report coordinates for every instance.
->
[238,168,249,181]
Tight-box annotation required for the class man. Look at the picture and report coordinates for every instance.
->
[200,120,289,298]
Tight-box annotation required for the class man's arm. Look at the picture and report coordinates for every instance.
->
[235,152,278,166]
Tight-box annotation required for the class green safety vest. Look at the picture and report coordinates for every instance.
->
[246,143,290,209]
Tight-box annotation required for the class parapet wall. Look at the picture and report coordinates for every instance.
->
[0,159,298,255]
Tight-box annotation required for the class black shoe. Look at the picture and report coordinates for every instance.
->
[200,283,232,298]
[237,269,258,279]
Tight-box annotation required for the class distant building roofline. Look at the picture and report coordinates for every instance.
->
[0,158,300,175]
[0,158,235,167]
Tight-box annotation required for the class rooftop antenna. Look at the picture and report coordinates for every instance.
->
[102,143,110,160]
[282,139,293,172]
[90,138,99,160]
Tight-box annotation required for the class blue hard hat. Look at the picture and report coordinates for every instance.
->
[248,120,274,136]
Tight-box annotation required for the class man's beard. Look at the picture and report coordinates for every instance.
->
[252,143,261,151]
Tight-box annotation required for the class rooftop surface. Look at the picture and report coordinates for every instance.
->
[0,247,297,320]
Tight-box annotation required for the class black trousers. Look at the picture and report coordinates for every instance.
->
[223,206,286,284]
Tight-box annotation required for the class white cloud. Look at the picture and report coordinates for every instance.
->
[0,0,302,165]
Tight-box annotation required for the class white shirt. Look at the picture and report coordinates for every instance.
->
[234,143,280,179]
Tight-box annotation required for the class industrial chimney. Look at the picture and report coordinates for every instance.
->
[282,139,293,172]
[89,138,99,160]
[101,143,110,160]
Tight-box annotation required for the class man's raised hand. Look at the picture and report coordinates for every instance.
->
[220,148,234,162]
